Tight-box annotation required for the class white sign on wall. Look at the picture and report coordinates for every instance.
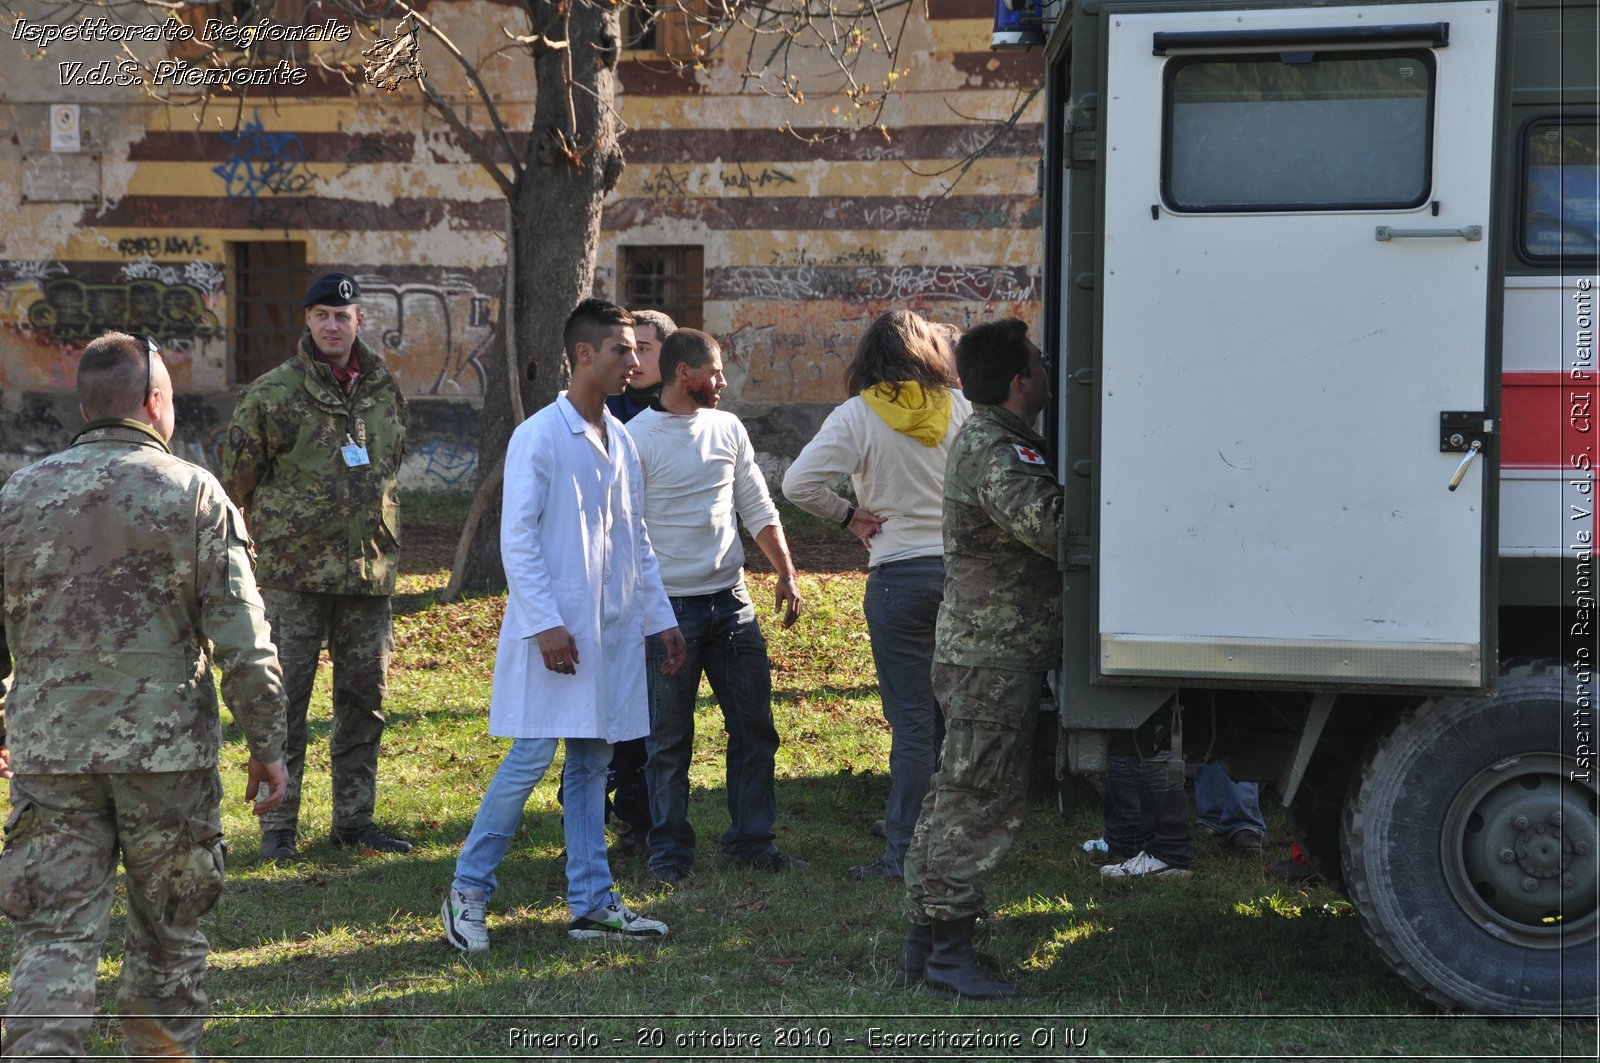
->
[51,104,81,153]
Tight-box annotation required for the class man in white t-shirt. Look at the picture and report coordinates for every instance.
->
[625,329,806,883]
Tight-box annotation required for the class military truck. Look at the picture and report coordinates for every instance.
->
[1038,0,1597,1014]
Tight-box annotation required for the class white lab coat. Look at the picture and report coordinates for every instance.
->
[487,394,676,740]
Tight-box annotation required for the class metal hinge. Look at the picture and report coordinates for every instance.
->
[1066,534,1092,570]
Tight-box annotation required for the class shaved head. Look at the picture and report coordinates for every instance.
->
[78,332,151,421]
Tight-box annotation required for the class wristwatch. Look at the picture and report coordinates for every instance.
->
[840,505,856,530]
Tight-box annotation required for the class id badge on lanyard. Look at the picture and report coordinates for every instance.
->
[342,434,370,468]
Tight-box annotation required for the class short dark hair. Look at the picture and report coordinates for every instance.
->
[563,298,635,369]
[78,331,150,419]
[630,308,677,343]
[659,328,719,383]
[955,318,1033,405]
[845,309,957,399]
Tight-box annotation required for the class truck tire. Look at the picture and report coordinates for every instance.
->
[1342,661,1597,1014]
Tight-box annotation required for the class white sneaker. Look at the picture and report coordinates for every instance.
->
[442,887,489,951]
[567,900,669,940]
[1081,837,1108,854]
[1100,850,1192,880]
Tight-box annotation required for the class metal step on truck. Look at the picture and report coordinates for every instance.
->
[1035,0,1598,1015]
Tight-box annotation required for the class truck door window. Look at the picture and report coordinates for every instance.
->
[1163,52,1434,212]
[1521,118,1600,260]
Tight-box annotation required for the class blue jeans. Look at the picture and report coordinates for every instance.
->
[644,584,780,871]
[452,737,616,918]
[1195,761,1265,840]
[1102,751,1194,868]
[863,556,945,870]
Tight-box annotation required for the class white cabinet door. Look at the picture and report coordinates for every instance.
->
[1096,1,1500,689]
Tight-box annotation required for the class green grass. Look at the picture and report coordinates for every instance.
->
[2,506,1591,1059]
[400,490,474,529]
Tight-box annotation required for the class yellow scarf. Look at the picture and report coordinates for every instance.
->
[861,381,951,447]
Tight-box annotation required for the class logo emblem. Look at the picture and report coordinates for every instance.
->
[1013,444,1045,465]
[338,279,354,301]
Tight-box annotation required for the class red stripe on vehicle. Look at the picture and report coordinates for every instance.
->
[1502,370,1598,472]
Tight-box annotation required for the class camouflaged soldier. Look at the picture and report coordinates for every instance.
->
[222,273,411,861]
[0,332,288,1058]
[900,318,1063,1001]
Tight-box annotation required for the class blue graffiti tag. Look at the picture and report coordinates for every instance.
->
[212,111,315,202]
[416,441,477,488]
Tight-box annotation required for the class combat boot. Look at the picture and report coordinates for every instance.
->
[331,823,413,854]
[897,921,933,986]
[923,916,1016,1000]
[898,919,1003,986]
[260,827,299,862]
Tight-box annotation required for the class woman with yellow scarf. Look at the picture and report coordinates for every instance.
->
[782,310,971,880]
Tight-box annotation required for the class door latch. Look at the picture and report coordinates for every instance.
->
[1440,411,1494,492]
[1440,411,1495,451]
[1447,441,1483,492]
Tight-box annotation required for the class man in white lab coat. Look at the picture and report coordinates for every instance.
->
[440,299,686,951]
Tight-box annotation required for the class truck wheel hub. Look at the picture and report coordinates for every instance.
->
[1444,753,1598,946]
[1512,824,1567,879]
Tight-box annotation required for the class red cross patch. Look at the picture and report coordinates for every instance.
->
[1012,444,1046,465]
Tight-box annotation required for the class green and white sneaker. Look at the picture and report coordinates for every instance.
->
[567,900,668,940]
[442,886,489,952]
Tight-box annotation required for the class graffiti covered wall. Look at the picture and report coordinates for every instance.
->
[600,0,1044,413]
[0,0,1042,488]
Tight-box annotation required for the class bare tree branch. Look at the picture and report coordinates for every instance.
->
[442,454,505,603]
[414,69,518,199]
[377,0,523,188]
[903,83,1044,200]
[567,76,633,138]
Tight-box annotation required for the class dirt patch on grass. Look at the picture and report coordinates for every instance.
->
[401,526,460,574]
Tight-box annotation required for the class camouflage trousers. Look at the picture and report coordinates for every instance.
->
[261,589,393,835]
[904,663,1042,924]
[0,769,224,1058]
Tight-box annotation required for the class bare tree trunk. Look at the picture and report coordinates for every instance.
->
[451,0,625,595]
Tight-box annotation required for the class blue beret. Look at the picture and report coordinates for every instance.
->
[303,272,360,308]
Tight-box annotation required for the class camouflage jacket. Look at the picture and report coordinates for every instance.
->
[222,334,407,595]
[934,405,1065,670]
[0,420,287,773]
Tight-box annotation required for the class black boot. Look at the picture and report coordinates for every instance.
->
[923,916,1016,1000]
[899,919,1002,986]
[897,921,933,986]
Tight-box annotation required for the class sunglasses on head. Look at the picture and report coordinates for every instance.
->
[128,332,159,399]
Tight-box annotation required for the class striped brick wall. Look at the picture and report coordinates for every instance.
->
[0,1,1043,483]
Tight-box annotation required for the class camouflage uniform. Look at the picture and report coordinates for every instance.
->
[904,405,1063,924]
[222,333,406,835]
[0,419,287,1058]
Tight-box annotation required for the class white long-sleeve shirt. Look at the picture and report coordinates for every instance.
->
[782,390,971,568]
[625,406,781,596]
